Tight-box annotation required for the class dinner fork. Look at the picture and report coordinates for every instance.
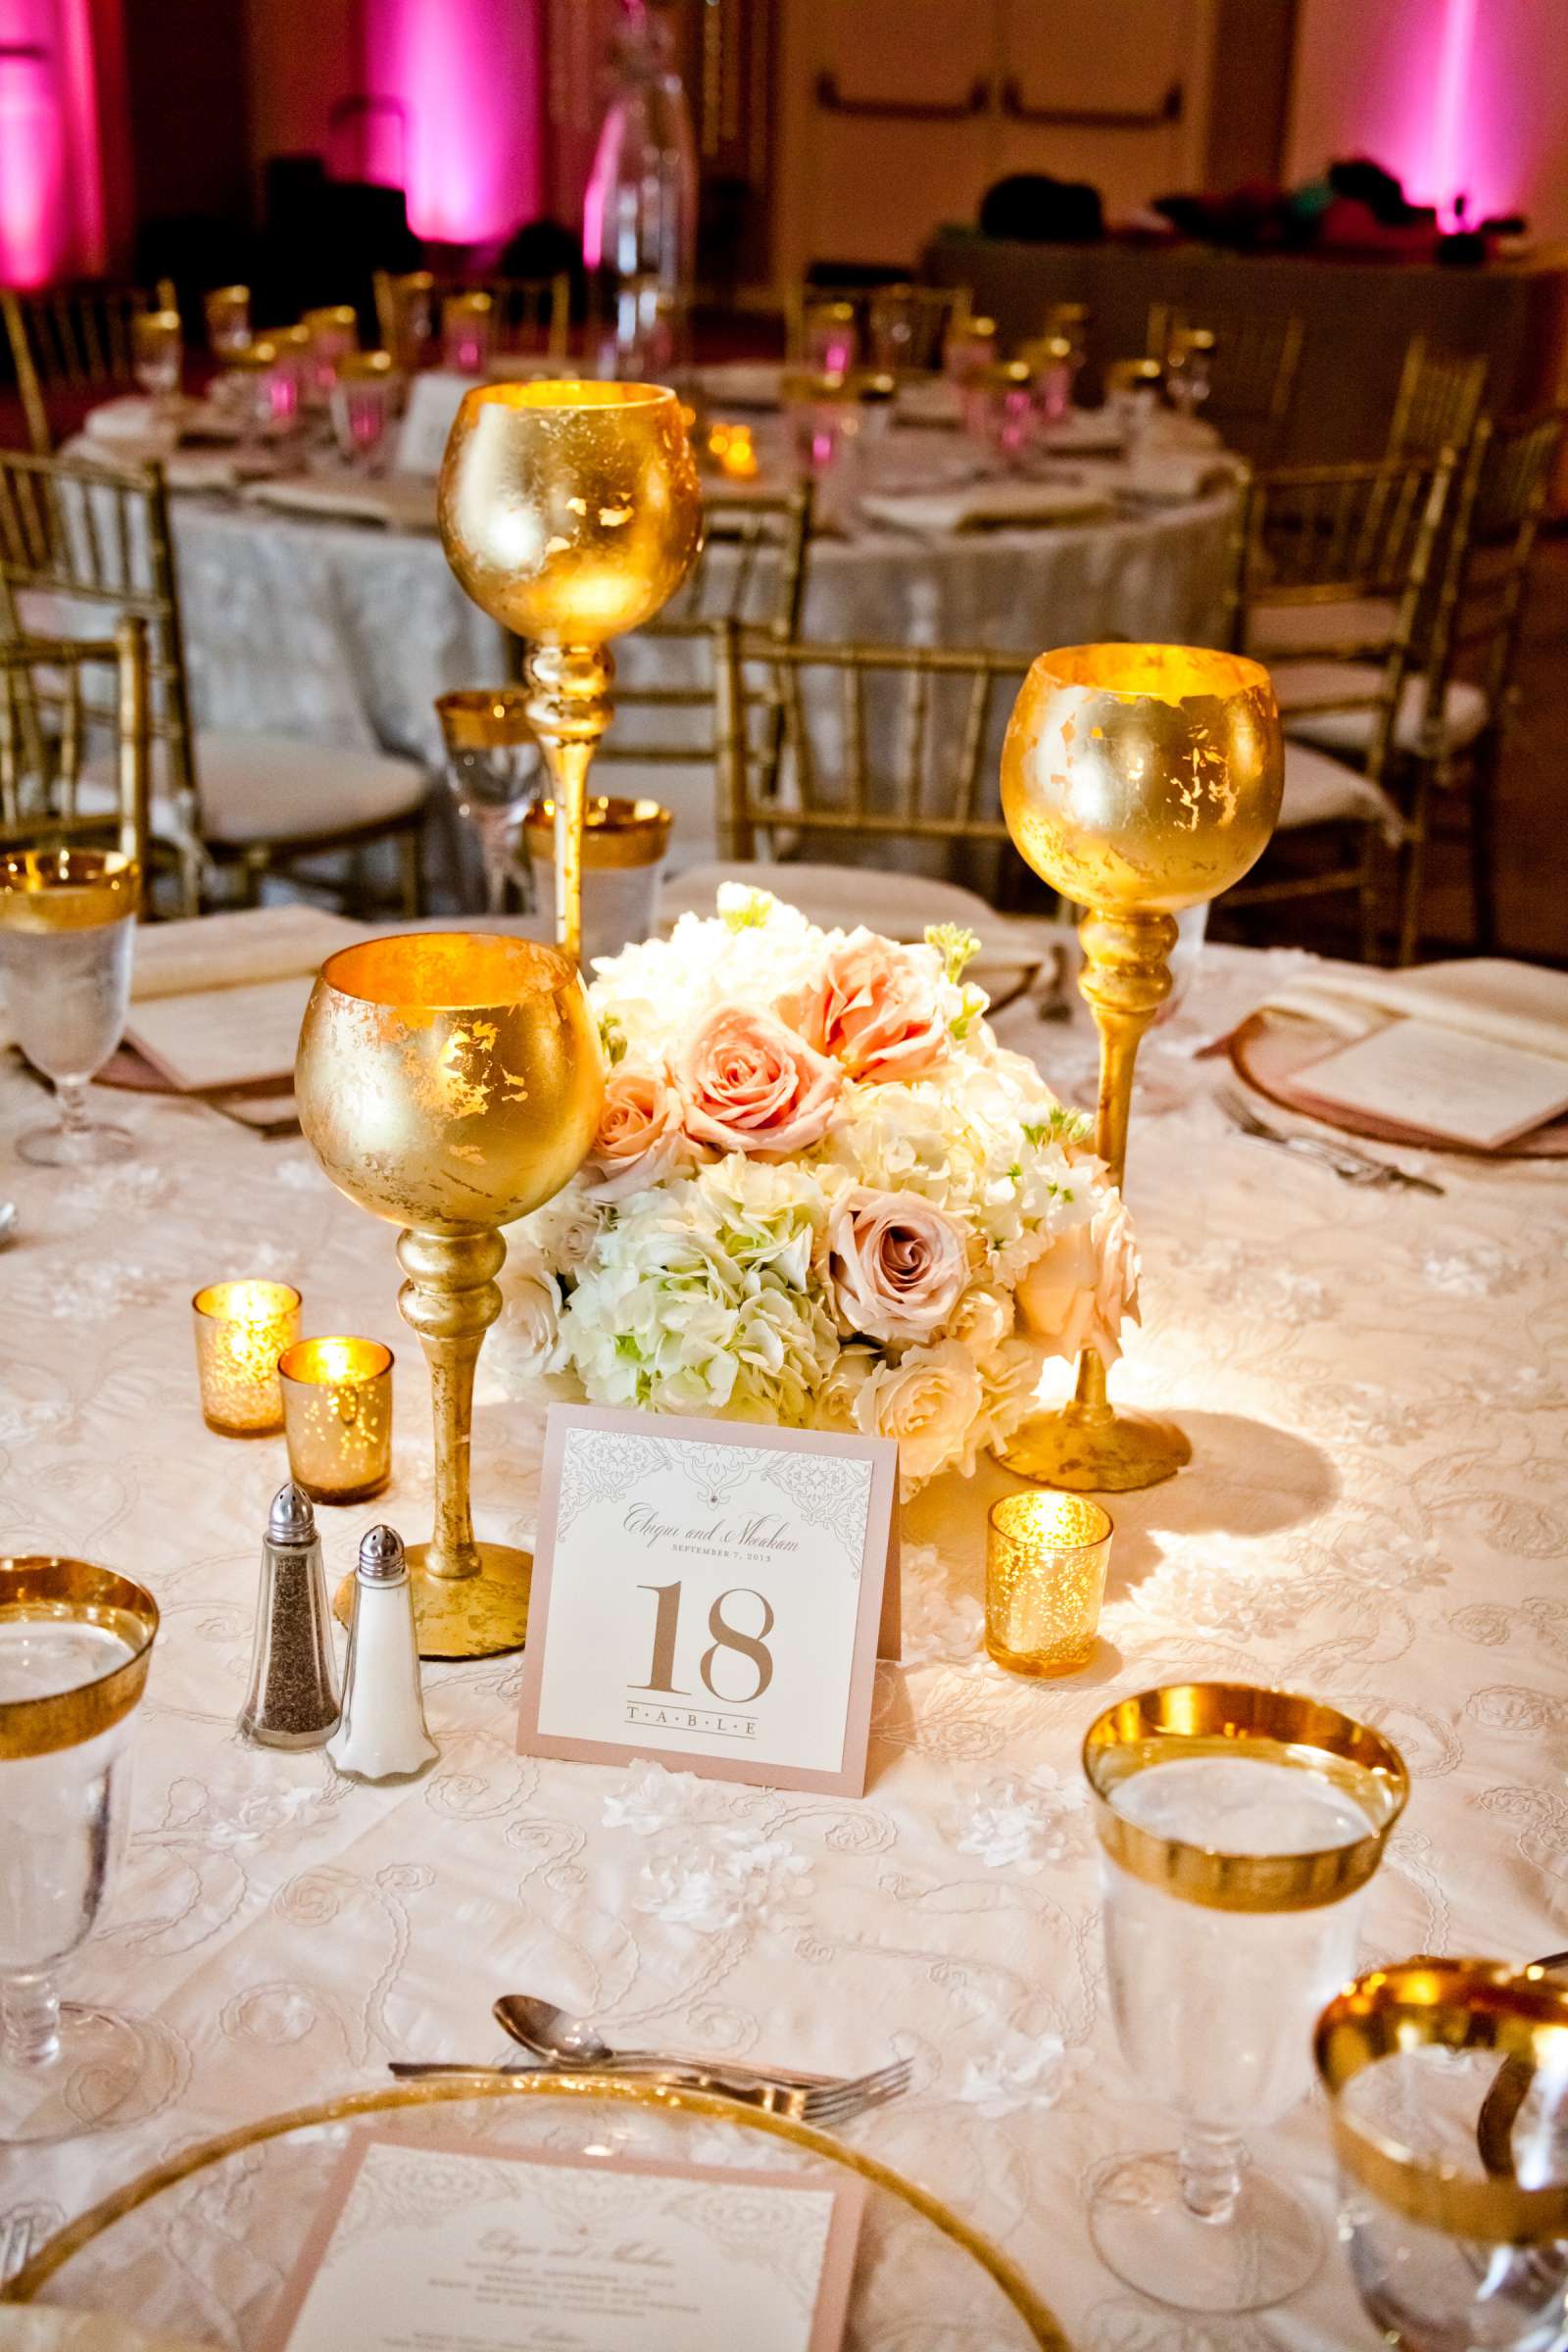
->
[1216,1086,1445,1195]
[388,2053,912,2128]
[0,2212,35,2288]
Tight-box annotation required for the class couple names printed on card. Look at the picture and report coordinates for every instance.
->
[516,1405,901,1795]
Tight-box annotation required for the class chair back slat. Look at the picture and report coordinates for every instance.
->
[1150,308,1304,465]
[2,283,172,455]
[1387,336,1490,463]
[0,618,150,869]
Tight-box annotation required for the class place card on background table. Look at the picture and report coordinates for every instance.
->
[262,2132,864,2352]
[1292,1018,1568,1151]
[517,1405,900,1795]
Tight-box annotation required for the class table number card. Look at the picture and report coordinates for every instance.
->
[262,2132,865,2352]
[517,1405,900,1795]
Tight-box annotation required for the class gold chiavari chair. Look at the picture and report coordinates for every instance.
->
[1386,335,1489,462]
[0,449,428,915]
[787,282,968,375]
[1224,448,1458,958]
[1284,409,1565,958]
[2,280,179,457]
[592,484,815,821]
[714,623,1033,906]
[460,273,571,359]
[1147,305,1305,466]
[0,617,150,873]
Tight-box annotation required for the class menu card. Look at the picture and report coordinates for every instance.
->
[262,2133,864,2352]
[121,906,363,1093]
[1292,1017,1568,1150]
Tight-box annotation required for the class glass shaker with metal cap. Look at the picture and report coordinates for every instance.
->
[327,1525,437,1782]
[239,1482,342,1748]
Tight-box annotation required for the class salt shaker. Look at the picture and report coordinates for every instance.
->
[239,1482,342,1748]
[327,1525,437,1781]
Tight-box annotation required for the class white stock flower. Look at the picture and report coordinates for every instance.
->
[635,1829,811,1934]
[947,1765,1082,1874]
[956,2030,1084,2118]
[601,1760,706,1837]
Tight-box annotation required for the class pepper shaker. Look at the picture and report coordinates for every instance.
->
[327,1525,438,1782]
[239,1482,342,1748]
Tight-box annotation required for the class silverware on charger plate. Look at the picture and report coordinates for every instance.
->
[1216,1085,1445,1196]
[387,2051,911,2128]
[491,1992,835,2092]
[0,2212,35,2288]
[0,1201,17,1248]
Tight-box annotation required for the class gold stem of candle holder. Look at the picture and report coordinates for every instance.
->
[998,906,1193,1493]
[522,642,613,966]
[331,1226,531,1659]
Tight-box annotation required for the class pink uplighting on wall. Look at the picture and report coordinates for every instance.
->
[362,0,542,245]
[0,0,106,285]
[1426,0,1479,226]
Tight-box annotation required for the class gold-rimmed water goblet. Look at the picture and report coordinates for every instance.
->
[0,847,139,1167]
[1317,1957,1568,2349]
[294,933,604,1657]
[434,687,541,914]
[996,644,1282,1491]
[437,379,703,963]
[0,1556,160,2142]
[1082,1683,1407,2311]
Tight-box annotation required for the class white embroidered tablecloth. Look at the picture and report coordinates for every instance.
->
[2,942,1565,2351]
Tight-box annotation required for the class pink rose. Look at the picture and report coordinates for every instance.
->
[779,930,951,1085]
[676,1004,842,1159]
[582,1063,692,1203]
[828,1186,970,1345]
[1014,1199,1140,1365]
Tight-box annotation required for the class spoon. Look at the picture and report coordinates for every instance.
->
[0,1202,16,1247]
[494,1994,831,2091]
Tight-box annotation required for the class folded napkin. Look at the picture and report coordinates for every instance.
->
[894,378,961,428]
[243,470,437,531]
[0,2313,211,2351]
[83,395,239,448]
[1258,958,1568,1065]
[858,478,1111,535]
[129,904,365,1003]
[1066,451,1238,505]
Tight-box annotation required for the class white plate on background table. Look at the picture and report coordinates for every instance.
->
[662,862,1068,1013]
[2,2079,1062,2349]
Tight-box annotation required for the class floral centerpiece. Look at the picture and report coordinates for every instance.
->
[495,888,1138,1494]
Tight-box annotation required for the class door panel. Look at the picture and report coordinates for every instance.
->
[996,0,1210,220]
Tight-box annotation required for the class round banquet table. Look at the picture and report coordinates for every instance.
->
[161,473,1235,853]
[4,939,1566,2347]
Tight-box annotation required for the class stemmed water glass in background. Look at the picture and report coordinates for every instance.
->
[435,688,541,913]
[1166,325,1215,420]
[1105,355,1164,457]
[0,1556,160,2141]
[0,848,138,1166]
[1317,1957,1568,2350]
[303,303,360,407]
[1082,1682,1409,2313]
[974,360,1038,471]
[443,290,494,376]
[203,282,252,362]
[130,308,183,421]
[330,352,400,472]
[801,297,858,378]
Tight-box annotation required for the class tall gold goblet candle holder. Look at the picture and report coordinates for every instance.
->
[295,934,604,1657]
[999,645,1282,1491]
[437,380,703,963]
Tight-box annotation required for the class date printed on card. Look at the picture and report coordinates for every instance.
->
[516,1406,900,1794]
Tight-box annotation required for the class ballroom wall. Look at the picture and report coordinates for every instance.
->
[1286,0,1568,241]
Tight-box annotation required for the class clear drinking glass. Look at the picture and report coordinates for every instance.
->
[1166,326,1214,419]
[973,362,1038,470]
[1082,1683,1409,2313]
[1317,1958,1568,2352]
[0,1555,160,2142]
[435,688,541,913]
[523,793,669,963]
[802,298,858,378]
[131,308,182,411]
[302,303,359,406]
[203,282,251,362]
[0,848,137,1166]
[330,351,399,470]
[443,291,494,376]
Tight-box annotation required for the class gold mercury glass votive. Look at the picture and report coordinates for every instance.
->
[986,1490,1113,1676]
[192,1280,302,1437]
[278,1338,394,1504]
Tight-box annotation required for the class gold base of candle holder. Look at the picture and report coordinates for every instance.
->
[332,1541,530,1660]
[997,1395,1191,1493]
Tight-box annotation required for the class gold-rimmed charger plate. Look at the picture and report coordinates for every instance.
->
[4,2074,1069,2348]
[1227,1006,1568,1160]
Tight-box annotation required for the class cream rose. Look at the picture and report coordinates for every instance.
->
[676,1004,842,1158]
[582,1063,692,1203]
[779,929,951,1085]
[949,1282,1015,1370]
[855,1339,986,1488]
[827,1186,969,1345]
[1014,1198,1140,1365]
